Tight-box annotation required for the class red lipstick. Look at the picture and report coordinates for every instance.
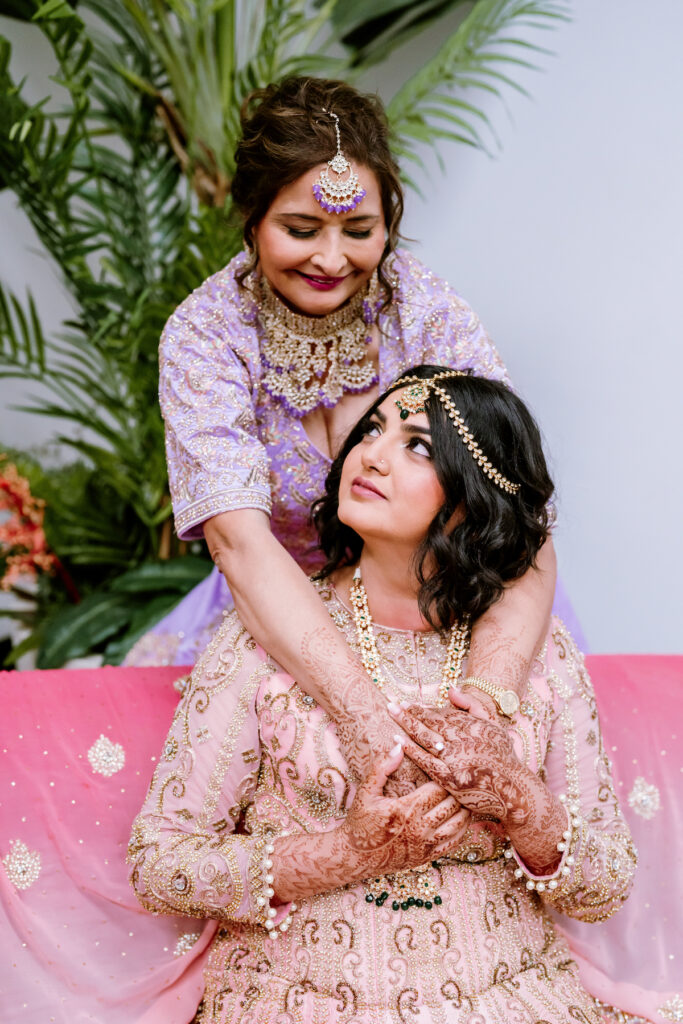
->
[296,271,348,291]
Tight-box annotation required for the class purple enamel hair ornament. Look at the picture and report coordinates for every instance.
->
[312,109,366,215]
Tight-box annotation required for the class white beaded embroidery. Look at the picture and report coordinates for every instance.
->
[3,839,41,890]
[627,776,661,820]
[173,931,201,957]
[87,734,125,776]
[660,994,683,1022]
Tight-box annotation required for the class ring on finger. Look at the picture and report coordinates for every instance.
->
[434,739,445,756]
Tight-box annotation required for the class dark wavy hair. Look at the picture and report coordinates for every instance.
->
[312,365,555,629]
[231,76,404,303]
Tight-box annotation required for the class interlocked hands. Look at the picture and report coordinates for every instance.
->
[388,689,532,829]
[341,742,470,875]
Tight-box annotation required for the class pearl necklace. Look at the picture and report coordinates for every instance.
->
[349,567,470,706]
[258,274,380,418]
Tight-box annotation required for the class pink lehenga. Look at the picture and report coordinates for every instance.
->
[127,582,638,1024]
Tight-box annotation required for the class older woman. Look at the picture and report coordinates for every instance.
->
[127,75,562,786]
[129,367,635,1023]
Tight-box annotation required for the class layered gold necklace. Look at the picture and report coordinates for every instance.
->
[258,275,380,417]
[349,567,470,707]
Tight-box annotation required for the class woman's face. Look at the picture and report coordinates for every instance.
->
[253,163,386,316]
[337,389,446,551]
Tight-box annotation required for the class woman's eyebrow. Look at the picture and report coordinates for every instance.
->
[344,214,382,223]
[275,212,382,224]
[401,422,431,436]
[275,213,322,223]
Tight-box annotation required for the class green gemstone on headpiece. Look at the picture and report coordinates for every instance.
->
[399,408,409,420]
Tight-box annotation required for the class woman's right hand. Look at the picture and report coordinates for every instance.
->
[271,743,469,904]
[341,741,470,875]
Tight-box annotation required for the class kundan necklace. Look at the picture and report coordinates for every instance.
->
[258,274,381,418]
[349,566,470,707]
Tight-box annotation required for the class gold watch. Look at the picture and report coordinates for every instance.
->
[462,676,520,717]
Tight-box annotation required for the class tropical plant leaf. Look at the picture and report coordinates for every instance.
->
[0,0,567,666]
[110,557,212,594]
[387,0,569,161]
[101,591,190,665]
[37,591,134,668]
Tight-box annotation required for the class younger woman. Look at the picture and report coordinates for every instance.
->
[130,366,634,1023]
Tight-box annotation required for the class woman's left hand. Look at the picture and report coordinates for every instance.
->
[387,690,532,828]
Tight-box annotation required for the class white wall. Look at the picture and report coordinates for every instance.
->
[1,2,681,651]
[365,0,683,653]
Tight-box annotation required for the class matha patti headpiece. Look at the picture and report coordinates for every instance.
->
[393,372,521,495]
[312,109,366,214]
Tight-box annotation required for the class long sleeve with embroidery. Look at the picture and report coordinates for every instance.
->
[128,613,277,925]
[508,620,637,923]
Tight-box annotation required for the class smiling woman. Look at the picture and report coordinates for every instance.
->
[254,165,385,313]
[125,74,561,796]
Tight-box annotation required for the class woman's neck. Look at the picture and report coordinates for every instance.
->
[334,546,431,632]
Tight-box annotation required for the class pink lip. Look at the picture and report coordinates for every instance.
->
[296,271,348,291]
[351,476,386,500]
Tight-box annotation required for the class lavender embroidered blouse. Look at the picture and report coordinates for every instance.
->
[128,585,635,1023]
[160,248,509,559]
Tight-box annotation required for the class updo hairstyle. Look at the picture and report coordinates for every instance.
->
[231,76,404,300]
[313,365,555,629]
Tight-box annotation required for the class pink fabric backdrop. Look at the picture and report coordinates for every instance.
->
[1,657,681,1023]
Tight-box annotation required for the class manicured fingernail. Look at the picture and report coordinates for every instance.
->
[387,701,400,714]
[399,700,410,709]
[435,741,445,752]
[393,733,404,745]
[389,741,404,757]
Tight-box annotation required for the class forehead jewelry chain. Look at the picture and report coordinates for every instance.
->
[393,372,520,495]
[312,109,367,214]
[349,567,469,707]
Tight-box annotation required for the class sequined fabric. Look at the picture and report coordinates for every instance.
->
[125,250,509,668]
[159,249,508,544]
[129,584,636,1023]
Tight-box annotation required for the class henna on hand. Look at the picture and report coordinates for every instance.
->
[301,625,427,789]
[390,702,566,875]
[270,745,470,903]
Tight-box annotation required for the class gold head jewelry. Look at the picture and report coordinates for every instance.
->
[312,109,366,214]
[393,372,521,495]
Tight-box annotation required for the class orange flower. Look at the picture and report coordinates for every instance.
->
[0,457,56,590]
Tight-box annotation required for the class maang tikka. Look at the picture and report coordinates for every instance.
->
[312,109,366,214]
[393,372,521,495]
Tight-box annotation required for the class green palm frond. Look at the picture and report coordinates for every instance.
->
[387,0,569,165]
[0,0,568,665]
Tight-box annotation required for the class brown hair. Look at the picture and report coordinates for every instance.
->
[231,76,404,301]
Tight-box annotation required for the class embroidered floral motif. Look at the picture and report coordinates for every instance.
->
[659,994,683,1022]
[3,839,41,890]
[87,734,125,776]
[174,931,201,957]
[163,737,179,761]
[627,776,660,820]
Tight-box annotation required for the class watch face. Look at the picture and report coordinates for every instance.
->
[500,691,520,716]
